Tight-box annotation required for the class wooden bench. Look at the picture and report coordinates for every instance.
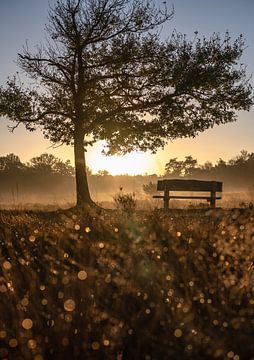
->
[153,179,223,209]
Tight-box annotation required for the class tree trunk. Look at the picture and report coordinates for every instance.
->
[73,128,92,207]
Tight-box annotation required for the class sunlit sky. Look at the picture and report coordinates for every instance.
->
[0,0,253,175]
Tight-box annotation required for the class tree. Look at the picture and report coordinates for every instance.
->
[30,153,58,173]
[228,149,252,166]
[164,155,197,177]
[30,153,75,176]
[0,0,253,207]
[0,153,25,172]
[181,155,198,177]
[200,161,213,172]
[216,158,227,169]
[96,170,110,177]
[165,157,184,177]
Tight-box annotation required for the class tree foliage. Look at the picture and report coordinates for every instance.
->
[165,155,198,177]
[0,153,24,172]
[0,0,252,152]
[163,150,254,182]
[30,153,75,176]
[0,153,75,176]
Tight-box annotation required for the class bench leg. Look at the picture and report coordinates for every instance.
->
[164,191,170,209]
[210,190,216,208]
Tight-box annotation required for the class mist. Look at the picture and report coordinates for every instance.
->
[1,150,254,209]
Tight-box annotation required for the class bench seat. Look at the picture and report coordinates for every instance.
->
[153,195,222,200]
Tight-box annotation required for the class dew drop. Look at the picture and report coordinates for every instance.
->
[22,318,33,330]
[9,338,18,348]
[21,298,29,307]
[64,299,76,312]
[91,341,100,350]
[0,331,6,338]
[77,271,87,281]
[27,339,37,349]
[174,329,183,338]
[3,261,12,270]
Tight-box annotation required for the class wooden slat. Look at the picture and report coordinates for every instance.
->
[168,196,222,200]
[157,179,222,192]
[153,195,222,200]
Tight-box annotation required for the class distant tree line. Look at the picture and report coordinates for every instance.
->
[0,153,74,176]
[0,150,253,205]
[0,153,76,205]
[0,153,155,204]
[144,150,254,194]
[164,150,254,179]
[164,150,254,188]
[1,149,253,178]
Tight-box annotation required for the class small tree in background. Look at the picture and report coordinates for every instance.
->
[96,170,110,177]
[182,156,198,177]
[228,150,252,166]
[164,155,197,177]
[30,153,59,174]
[0,0,253,207]
[164,157,184,177]
[30,153,75,176]
[0,153,25,172]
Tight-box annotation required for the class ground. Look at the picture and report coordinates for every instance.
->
[0,206,254,359]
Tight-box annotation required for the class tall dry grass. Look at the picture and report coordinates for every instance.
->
[0,207,254,359]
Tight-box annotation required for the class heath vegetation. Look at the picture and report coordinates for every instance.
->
[0,207,254,359]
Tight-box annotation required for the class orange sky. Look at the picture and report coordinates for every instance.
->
[0,111,252,175]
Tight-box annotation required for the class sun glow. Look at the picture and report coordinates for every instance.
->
[87,142,151,175]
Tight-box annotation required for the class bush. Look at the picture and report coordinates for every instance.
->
[142,181,157,195]
[113,188,137,214]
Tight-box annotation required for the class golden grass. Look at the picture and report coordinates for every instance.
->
[0,207,253,359]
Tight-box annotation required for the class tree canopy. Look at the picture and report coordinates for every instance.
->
[0,0,253,206]
[165,155,198,177]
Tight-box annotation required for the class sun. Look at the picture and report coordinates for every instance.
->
[87,142,151,175]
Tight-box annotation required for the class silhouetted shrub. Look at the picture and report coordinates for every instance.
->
[113,189,137,214]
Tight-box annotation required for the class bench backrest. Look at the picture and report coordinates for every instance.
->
[157,179,222,192]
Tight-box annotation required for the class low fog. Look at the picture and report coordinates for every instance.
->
[0,151,254,209]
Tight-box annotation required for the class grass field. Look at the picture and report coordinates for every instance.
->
[0,206,254,359]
